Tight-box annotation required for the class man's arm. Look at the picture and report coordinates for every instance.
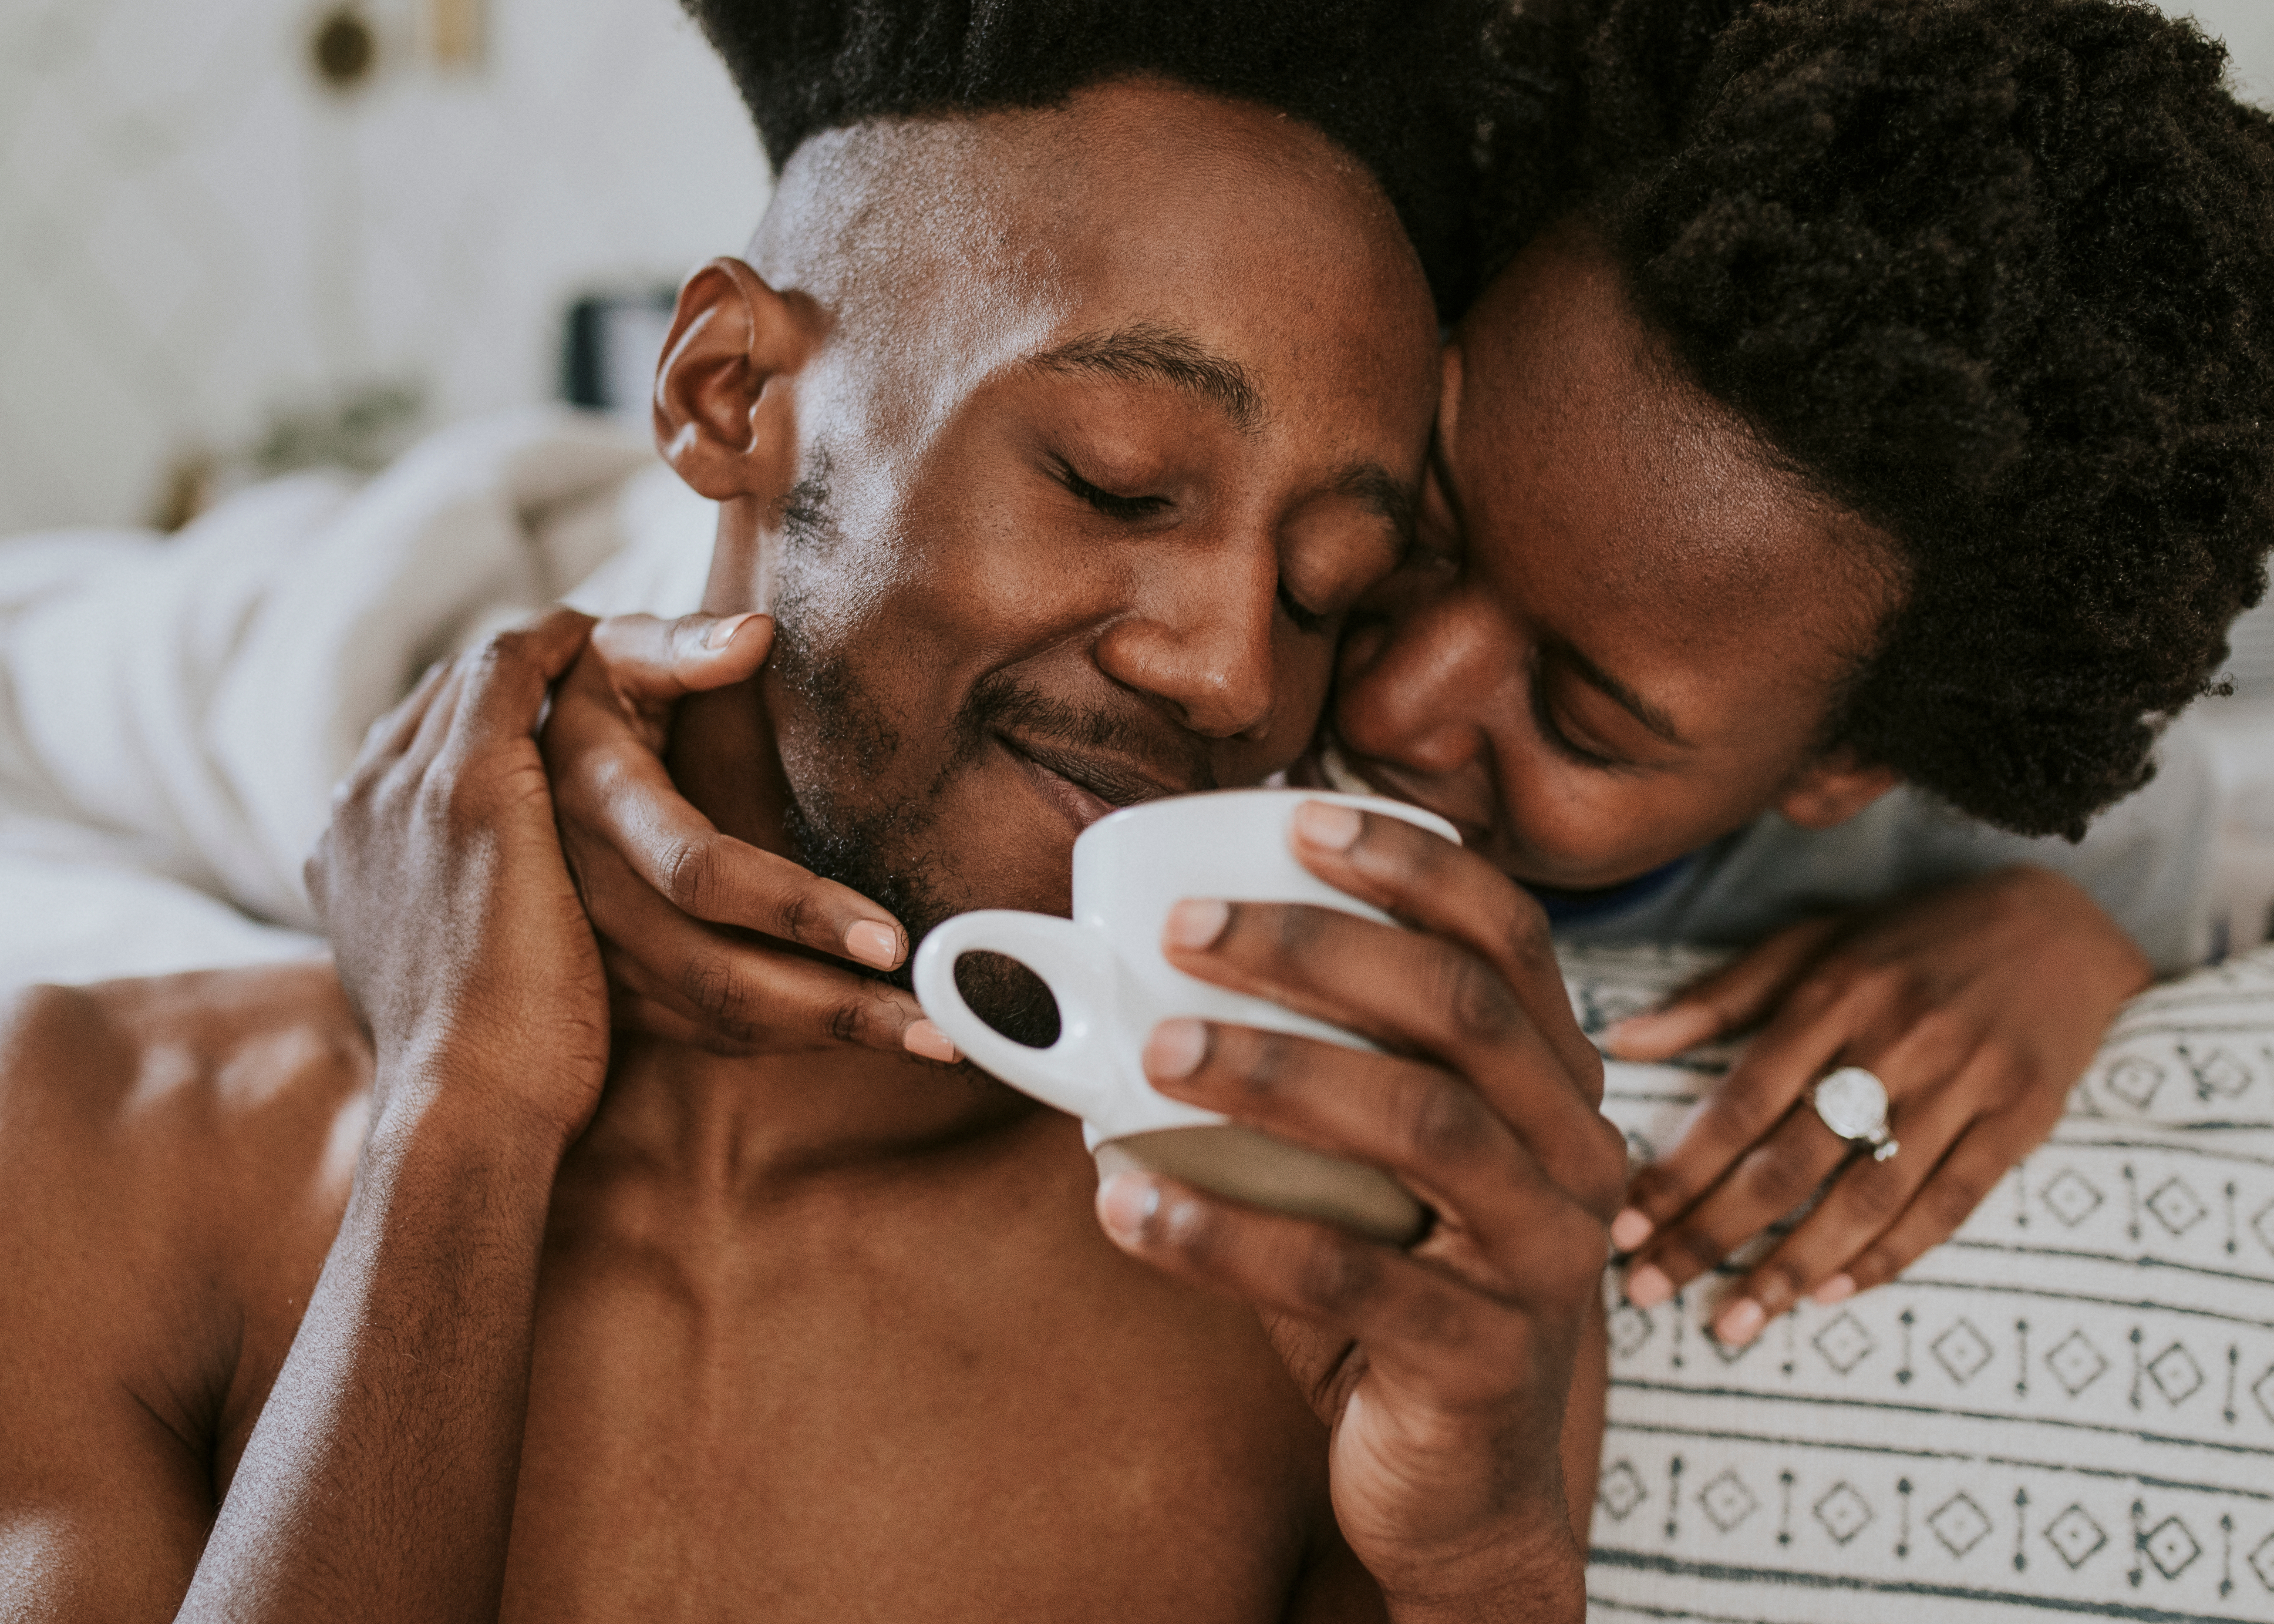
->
[178,1110,558,1619]
[3,614,617,1623]
[169,612,611,1622]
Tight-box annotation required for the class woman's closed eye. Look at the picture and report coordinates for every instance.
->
[1277,582,1328,635]
[1530,676,1624,769]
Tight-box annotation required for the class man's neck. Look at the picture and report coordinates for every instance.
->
[579,1034,1044,1198]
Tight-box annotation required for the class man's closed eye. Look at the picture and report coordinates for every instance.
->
[1055,459,1172,521]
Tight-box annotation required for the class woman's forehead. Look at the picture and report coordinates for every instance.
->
[1452,233,1899,714]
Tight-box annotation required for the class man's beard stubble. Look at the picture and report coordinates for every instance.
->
[768,593,1065,1049]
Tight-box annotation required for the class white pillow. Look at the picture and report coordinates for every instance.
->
[1565,943,2274,1623]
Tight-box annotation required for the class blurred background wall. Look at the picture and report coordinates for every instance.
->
[0,0,767,535]
[0,0,2270,543]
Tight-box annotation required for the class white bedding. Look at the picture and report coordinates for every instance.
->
[0,408,713,989]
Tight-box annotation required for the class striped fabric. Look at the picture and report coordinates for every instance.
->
[1566,944,2274,1624]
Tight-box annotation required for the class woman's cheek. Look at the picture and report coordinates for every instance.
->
[1502,761,1655,886]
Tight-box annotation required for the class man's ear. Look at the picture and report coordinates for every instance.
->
[654,257,815,503]
[1773,751,1902,830]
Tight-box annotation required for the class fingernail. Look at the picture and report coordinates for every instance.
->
[704,612,759,649]
[844,919,903,970]
[1097,1171,1161,1241]
[1292,800,1364,852]
[1812,1273,1857,1306]
[1163,898,1231,951]
[1145,1019,1208,1080]
[1624,1262,1674,1308]
[1715,1298,1766,1346]
[903,1019,959,1064]
[1601,1012,1664,1046]
[1610,1207,1654,1252]
[1603,1007,1711,1056]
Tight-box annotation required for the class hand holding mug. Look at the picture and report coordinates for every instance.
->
[1092,803,1627,1617]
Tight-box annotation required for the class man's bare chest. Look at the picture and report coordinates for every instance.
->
[493,1181,1330,1622]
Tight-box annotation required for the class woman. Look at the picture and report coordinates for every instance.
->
[535,0,2274,1345]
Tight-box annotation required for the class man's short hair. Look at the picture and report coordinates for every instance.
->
[681,0,1497,313]
[1478,0,2274,839]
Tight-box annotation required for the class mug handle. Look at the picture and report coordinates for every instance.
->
[911,911,1119,1122]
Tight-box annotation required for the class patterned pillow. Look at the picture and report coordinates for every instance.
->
[1563,943,2274,1624]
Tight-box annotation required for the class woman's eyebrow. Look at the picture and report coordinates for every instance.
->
[1554,639,1691,748]
[1026,322,1264,434]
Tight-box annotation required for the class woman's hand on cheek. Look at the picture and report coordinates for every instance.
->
[1096,810,1625,1620]
[542,612,952,1062]
[310,609,613,1146]
[1599,867,2151,1345]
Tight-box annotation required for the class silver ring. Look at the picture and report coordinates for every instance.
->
[1812,1066,1899,1162]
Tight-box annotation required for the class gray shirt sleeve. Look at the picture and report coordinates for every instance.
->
[1550,716,2219,976]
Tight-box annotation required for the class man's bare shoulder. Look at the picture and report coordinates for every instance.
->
[0,961,373,1282]
[0,965,374,1593]
[0,958,371,1152]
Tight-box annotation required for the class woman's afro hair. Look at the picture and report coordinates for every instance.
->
[1477,0,2274,838]
[678,0,1501,314]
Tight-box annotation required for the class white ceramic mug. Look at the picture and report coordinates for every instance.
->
[911,789,1458,1243]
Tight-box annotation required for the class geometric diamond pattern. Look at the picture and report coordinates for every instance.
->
[2252,1530,2274,1594]
[1813,1311,1877,1375]
[2188,1047,2253,1099]
[2047,1329,2110,1396]
[1598,1459,1647,1521]
[2146,1342,2205,1407]
[1931,1319,1994,1386]
[1551,945,2274,1616]
[1700,1469,1759,1533]
[2041,1169,2105,1228]
[2101,1056,2166,1110]
[1609,1302,1654,1359]
[2145,1177,2208,1237]
[2044,1504,2109,1569]
[2143,1516,2202,1580]
[1928,1492,1992,1557]
[1812,1482,1873,1546]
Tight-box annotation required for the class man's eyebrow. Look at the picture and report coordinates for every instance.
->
[1556,640,1693,750]
[1027,323,1264,434]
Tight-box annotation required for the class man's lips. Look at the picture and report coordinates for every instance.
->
[998,733,1193,830]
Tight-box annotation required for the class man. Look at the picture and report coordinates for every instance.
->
[0,5,1625,1620]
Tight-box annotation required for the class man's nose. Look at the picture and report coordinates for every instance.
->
[1092,547,1278,740]
[1337,584,1513,771]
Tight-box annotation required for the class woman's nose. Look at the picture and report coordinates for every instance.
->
[1337,584,1513,772]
